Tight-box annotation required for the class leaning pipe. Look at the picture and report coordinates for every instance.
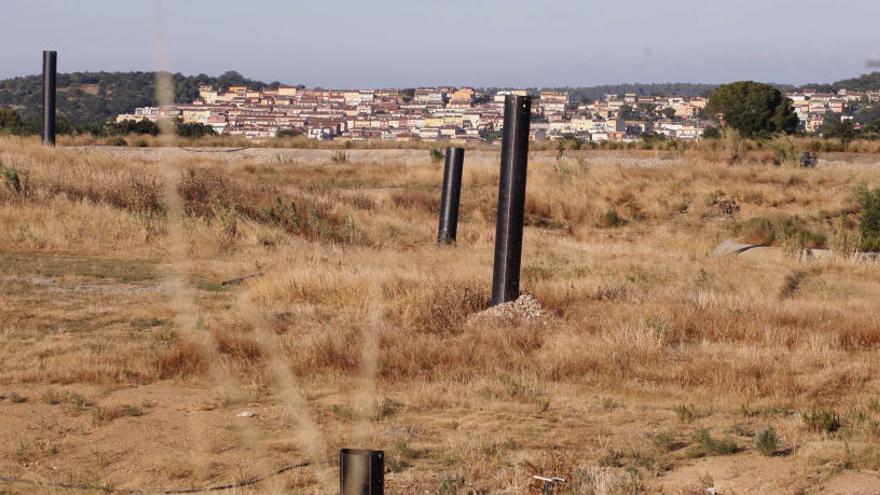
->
[437,147,465,244]
[491,94,531,306]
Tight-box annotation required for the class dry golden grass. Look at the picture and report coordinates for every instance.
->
[3,136,880,493]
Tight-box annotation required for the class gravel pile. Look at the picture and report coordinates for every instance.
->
[467,294,547,324]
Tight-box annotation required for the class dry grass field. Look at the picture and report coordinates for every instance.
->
[2,136,880,494]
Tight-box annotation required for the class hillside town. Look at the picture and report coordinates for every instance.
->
[115,84,880,142]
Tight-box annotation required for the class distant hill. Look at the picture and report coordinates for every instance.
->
[800,72,880,93]
[0,71,274,127]
[537,83,720,102]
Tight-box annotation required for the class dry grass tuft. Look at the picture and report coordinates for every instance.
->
[93,403,146,423]
[0,149,161,215]
[212,329,262,364]
[178,166,357,244]
[156,340,209,379]
[384,276,490,334]
[779,270,808,299]
[390,190,438,214]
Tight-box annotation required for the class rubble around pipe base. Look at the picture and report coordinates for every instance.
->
[467,294,547,325]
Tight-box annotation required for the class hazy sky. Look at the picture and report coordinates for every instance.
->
[1,0,879,88]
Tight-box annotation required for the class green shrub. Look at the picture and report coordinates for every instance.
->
[276,128,301,138]
[649,431,678,452]
[429,148,444,163]
[779,270,807,300]
[386,440,427,473]
[600,209,627,228]
[803,409,841,433]
[331,151,348,163]
[766,134,800,167]
[855,184,880,251]
[2,163,23,194]
[721,128,744,164]
[687,429,738,458]
[107,136,128,147]
[674,404,697,422]
[755,426,780,456]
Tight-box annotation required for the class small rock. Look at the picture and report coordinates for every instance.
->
[854,251,880,263]
[236,411,256,418]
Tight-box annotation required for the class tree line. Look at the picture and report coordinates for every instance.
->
[0,70,278,129]
[799,72,880,94]
[0,107,215,139]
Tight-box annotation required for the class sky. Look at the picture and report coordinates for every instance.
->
[1,0,879,88]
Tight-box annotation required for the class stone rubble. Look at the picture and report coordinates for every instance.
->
[467,294,547,324]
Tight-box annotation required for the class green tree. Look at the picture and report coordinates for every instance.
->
[705,81,798,137]
[56,114,73,135]
[637,103,657,118]
[821,117,857,143]
[701,126,721,139]
[108,119,160,136]
[855,105,880,127]
[856,184,880,251]
[0,107,24,133]
[276,127,302,138]
[176,122,216,138]
[618,104,639,120]
[862,120,880,140]
[0,71,275,127]
[479,126,502,143]
[400,88,416,102]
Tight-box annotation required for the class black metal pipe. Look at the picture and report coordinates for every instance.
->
[491,95,531,306]
[437,147,465,244]
[340,448,383,495]
[41,50,57,146]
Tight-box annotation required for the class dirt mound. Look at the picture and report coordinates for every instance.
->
[467,294,547,324]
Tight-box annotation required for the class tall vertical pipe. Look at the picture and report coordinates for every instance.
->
[491,94,531,306]
[340,449,384,495]
[41,50,57,146]
[437,147,465,244]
